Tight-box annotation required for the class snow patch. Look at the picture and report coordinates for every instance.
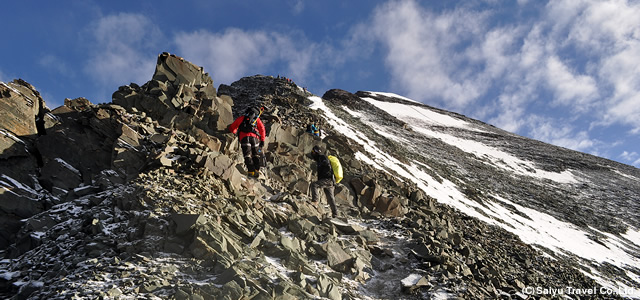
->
[622,227,640,248]
[413,127,578,184]
[265,256,289,281]
[55,158,81,177]
[0,174,40,199]
[613,170,640,182]
[400,273,422,286]
[361,96,479,131]
[0,129,27,145]
[359,96,578,184]
[1,82,35,106]
[366,91,419,103]
[0,271,20,280]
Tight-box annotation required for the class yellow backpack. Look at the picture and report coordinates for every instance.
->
[327,155,343,183]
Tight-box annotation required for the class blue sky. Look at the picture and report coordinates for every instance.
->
[1,0,639,167]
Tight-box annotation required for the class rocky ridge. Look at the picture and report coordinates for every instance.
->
[0,53,635,299]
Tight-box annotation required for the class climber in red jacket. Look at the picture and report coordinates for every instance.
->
[228,107,267,177]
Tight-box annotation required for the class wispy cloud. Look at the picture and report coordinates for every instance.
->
[39,55,75,78]
[561,0,640,133]
[544,55,598,110]
[619,151,640,166]
[84,13,161,88]
[620,151,638,161]
[290,0,305,15]
[354,0,490,110]
[174,28,333,86]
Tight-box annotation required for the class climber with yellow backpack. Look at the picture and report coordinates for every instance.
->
[310,145,343,218]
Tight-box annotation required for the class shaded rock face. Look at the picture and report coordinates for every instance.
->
[0,54,631,300]
[323,89,364,110]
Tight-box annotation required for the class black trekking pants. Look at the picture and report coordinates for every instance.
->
[241,136,261,172]
[311,178,338,217]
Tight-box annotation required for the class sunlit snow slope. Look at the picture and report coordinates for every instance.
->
[310,92,640,297]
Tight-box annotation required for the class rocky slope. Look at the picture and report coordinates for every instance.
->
[0,53,638,299]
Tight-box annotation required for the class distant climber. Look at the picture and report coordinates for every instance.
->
[310,146,338,218]
[229,107,267,177]
[306,123,320,137]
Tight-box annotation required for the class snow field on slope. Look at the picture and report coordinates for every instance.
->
[360,97,578,184]
[360,95,640,296]
[309,95,640,296]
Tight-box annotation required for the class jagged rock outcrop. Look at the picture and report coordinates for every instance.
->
[0,80,55,249]
[113,52,234,135]
[1,53,633,299]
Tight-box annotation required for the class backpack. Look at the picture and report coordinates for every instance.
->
[327,155,343,184]
[238,108,260,135]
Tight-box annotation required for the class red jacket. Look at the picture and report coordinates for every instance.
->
[228,116,266,141]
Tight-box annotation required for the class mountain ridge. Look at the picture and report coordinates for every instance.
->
[0,52,638,299]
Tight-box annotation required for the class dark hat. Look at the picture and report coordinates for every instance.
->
[245,107,259,116]
[312,145,322,155]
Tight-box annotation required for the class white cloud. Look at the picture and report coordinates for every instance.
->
[358,0,490,110]
[545,0,590,37]
[479,26,522,79]
[174,28,331,86]
[174,29,273,84]
[566,0,640,52]
[488,92,528,133]
[559,0,640,132]
[544,55,598,109]
[620,151,638,161]
[619,151,640,167]
[599,48,640,130]
[84,13,161,87]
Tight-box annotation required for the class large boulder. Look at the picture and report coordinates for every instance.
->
[373,195,405,217]
[268,122,300,146]
[326,241,353,273]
